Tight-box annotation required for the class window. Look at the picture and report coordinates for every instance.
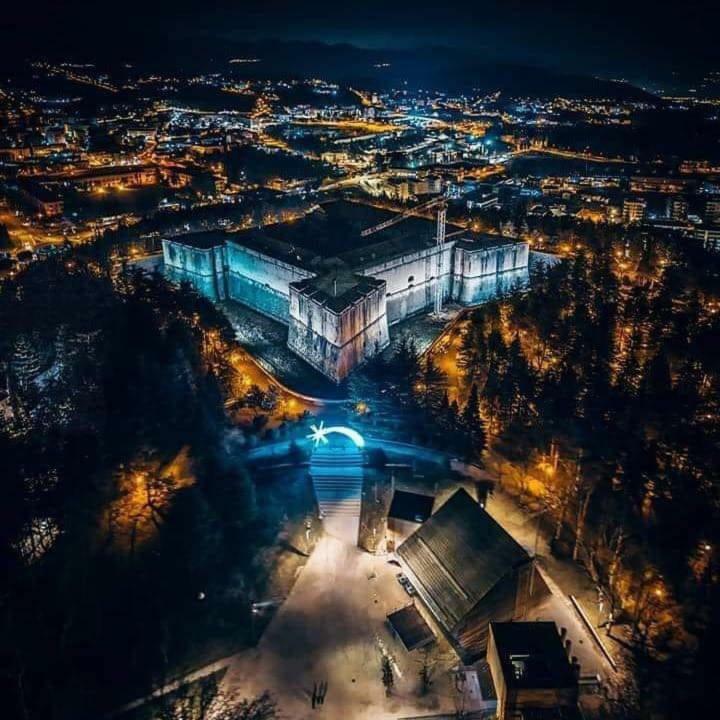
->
[510,654,529,680]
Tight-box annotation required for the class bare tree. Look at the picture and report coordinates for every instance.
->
[215,691,277,720]
[155,675,277,720]
[155,675,218,720]
[417,647,435,696]
[381,655,394,697]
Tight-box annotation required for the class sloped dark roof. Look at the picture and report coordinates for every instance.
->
[388,490,435,524]
[397,489,529,629]
[489,622,577,690]
[387,605,435,651]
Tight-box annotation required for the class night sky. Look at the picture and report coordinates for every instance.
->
[1,0,717,90]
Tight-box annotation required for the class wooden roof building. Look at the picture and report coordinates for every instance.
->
[397,488,534,660]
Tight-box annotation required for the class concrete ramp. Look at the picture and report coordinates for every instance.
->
[309,438,363,544]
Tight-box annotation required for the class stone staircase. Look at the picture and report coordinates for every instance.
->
[309,440,364,543]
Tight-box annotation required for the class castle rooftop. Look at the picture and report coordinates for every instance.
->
[230,200,517,271]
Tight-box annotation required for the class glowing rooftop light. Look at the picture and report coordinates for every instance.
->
[307,421,365,449]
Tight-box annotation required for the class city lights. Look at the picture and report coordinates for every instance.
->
[0,8,717,720]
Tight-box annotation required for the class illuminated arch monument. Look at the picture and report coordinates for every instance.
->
[307,421,365,544]
[307,421,366,449]
[163,201,529,382]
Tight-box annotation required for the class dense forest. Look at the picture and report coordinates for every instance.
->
[0,258,283,719]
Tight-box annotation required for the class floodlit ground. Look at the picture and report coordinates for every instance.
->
[222,462,616,719]
[482,488,622,687]
[220,522,471,719]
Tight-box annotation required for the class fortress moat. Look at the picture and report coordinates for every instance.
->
[163,200,529,382]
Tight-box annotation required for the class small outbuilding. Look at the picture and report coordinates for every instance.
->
[386,604,435,651]
[487,621,580,720]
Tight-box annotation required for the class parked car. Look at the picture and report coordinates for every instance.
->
[396,572,417,596]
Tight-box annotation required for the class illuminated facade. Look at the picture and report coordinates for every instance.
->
[162,201,529,381]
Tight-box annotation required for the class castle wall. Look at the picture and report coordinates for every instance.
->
[163,230,531,383]
[224,242,314,323]
[361,244,455,324]
[162,239,226,300]
[287,283,390,382]
[451,242,530,305]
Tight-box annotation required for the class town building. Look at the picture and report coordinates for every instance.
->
[396,488,536,660]
[629,177,688,194]
[704,197,720,224]
[692,225,720,252]
[17,180,64,217]
[622,198,646,224]
[386,604,436,652]
[666,197,689,222]
[487,621,580,720]
[162,201,529,382]
[66,164,158,190]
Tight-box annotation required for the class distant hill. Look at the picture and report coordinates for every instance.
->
[12,36,657,101]
[215,40,656,100]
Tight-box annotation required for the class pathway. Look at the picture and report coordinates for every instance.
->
[310,436,363,544]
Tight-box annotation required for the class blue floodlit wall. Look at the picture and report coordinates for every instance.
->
[162,230,532,382]
[162,239,224,300]
[224,241,313,323]
[163,235,531,329]
[288,281,390,381]
[226,271,290,322]
[451,242,530,305]
[163,238,314,322]
[361,240,530,323]
[361,244,455,325]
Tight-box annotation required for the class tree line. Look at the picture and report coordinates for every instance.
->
[0,257,281,719]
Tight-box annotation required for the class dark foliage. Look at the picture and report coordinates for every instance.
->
[0,258,271,719]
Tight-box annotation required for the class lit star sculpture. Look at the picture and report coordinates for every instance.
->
[306,421,365,449]
[307,421,330,447]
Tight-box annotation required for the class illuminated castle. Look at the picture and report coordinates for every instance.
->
[162,201,529,382]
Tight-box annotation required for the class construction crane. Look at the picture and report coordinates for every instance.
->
[360,195,448,315]
[360,195,445,237]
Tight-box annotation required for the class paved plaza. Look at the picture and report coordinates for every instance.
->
[220,519,470,719]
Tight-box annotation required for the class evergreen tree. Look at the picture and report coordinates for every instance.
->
[457,322,487,381]
[616,352,642,400]
[486,328,507,368]
[462,383,487,458]
[418,356,446,410]
[505,335,535,420]
[381,655,394,696]
[389,335,420,395]
[0,223,11,250]
[438,390,459,437]
[640,349,673,411]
